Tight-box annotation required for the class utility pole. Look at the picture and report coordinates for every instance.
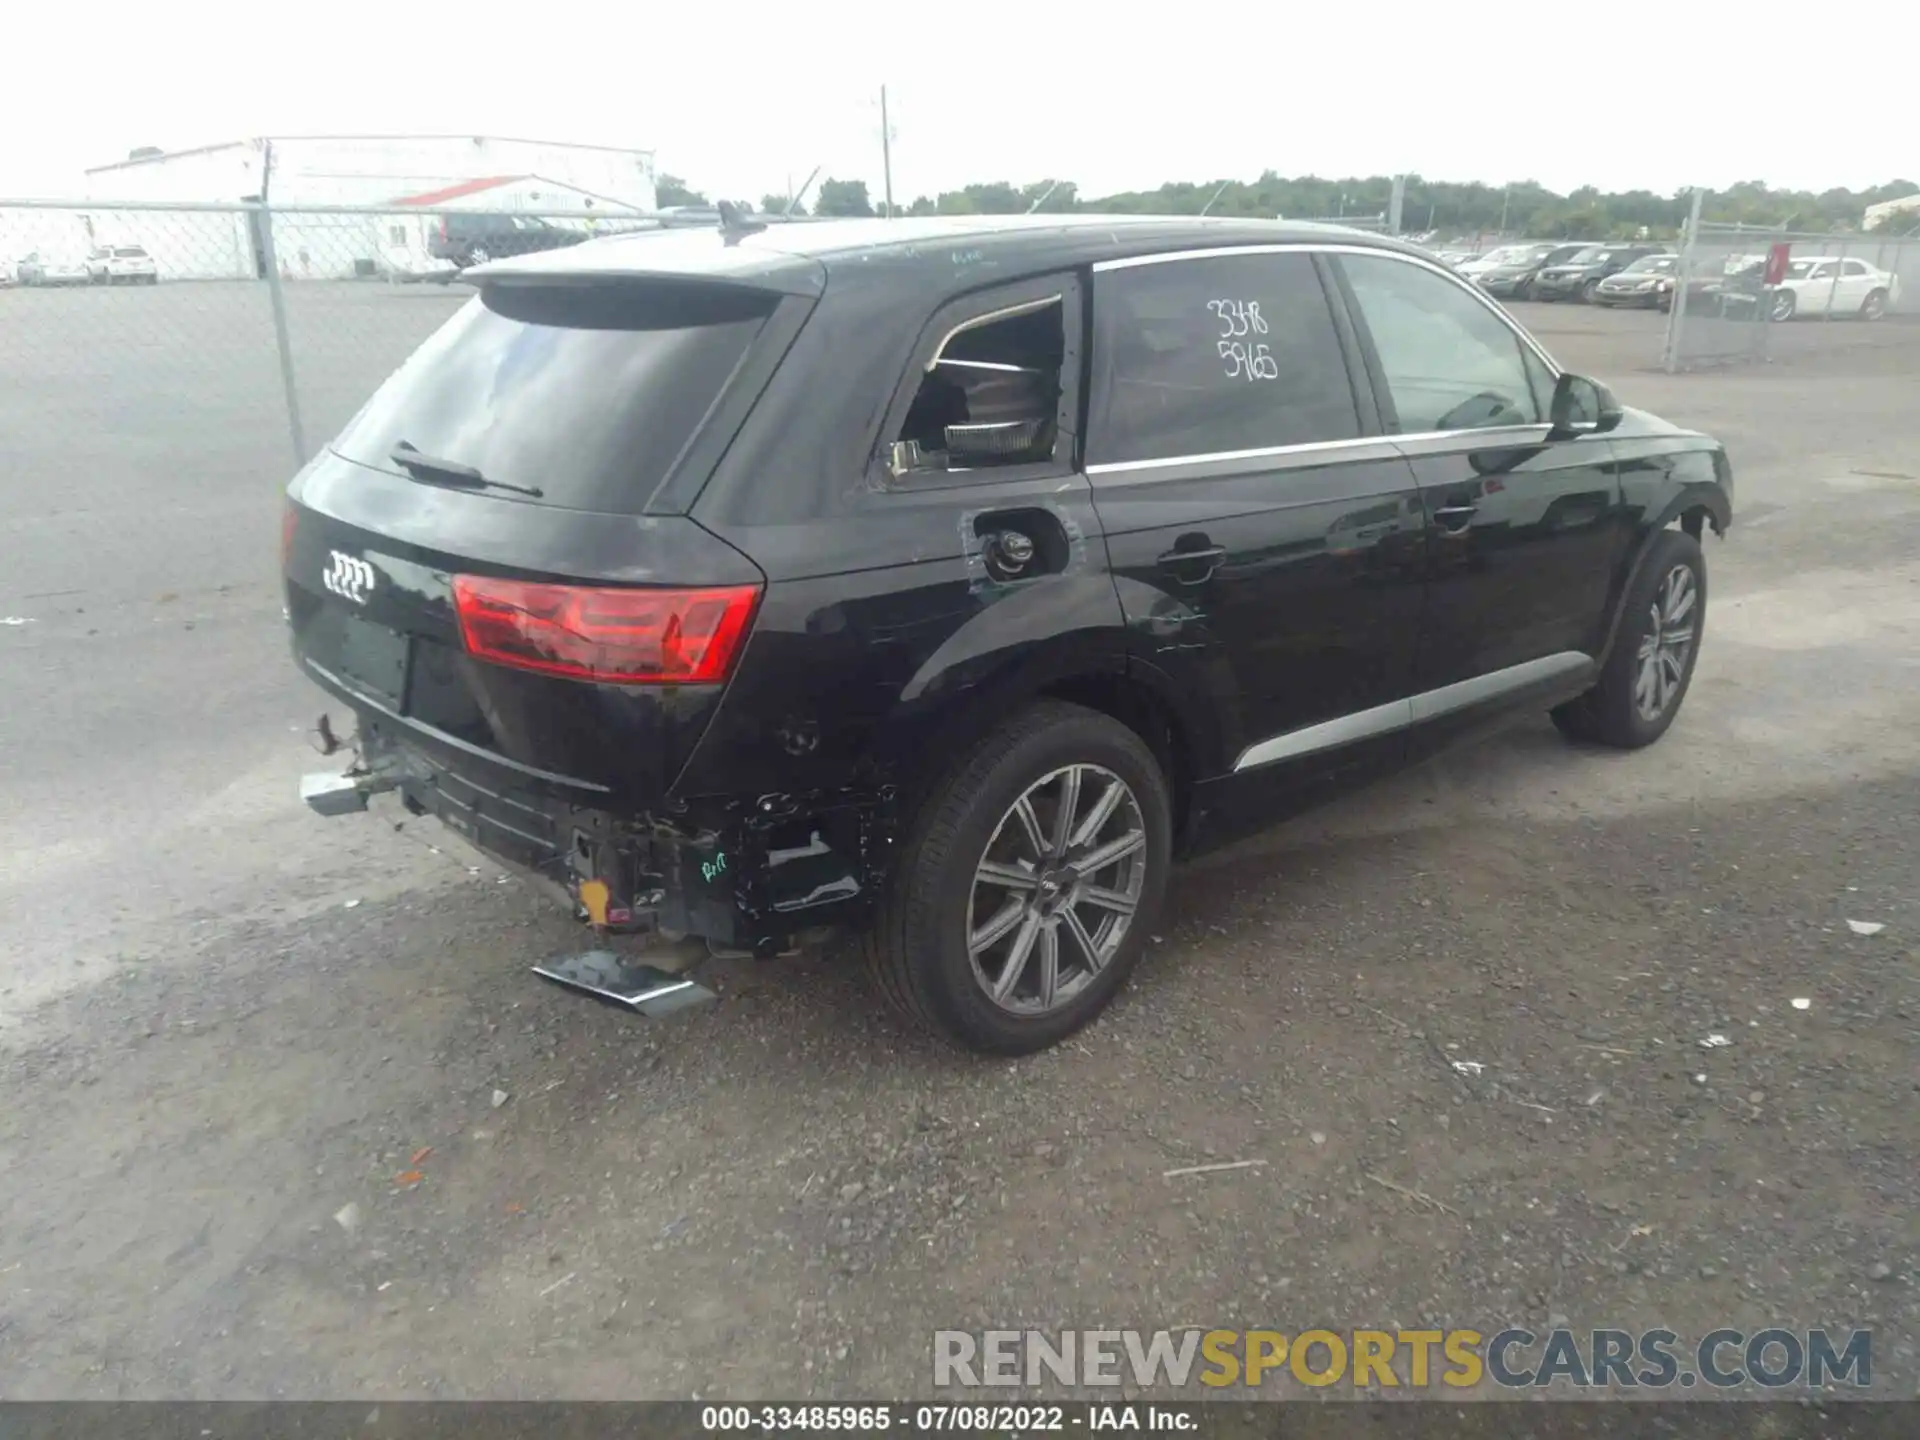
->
[1499,184,1511,236]
[879,85,894,219]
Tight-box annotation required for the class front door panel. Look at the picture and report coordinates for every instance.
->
[1400,427,1627,691]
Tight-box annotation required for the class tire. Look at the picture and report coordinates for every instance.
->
[862,701,1173,1055]
[1580,278,1603,304]
[1769,289,1796,322]
[1552,528,1705,749]
[1860,288,1888,321]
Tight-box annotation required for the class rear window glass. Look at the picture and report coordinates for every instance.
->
[330,283,775,513]
[113,247,148,257]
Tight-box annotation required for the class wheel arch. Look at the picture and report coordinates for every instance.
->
[895,641,1218,854]
[1595,480,1728,668]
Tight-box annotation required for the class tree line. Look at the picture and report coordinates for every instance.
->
[655,172,1920,237]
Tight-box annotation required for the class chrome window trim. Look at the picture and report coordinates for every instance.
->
[1085,423,1556,478]
[1089,240,1565,415]
[1233,651,1595,773]
[925,293,1063,372]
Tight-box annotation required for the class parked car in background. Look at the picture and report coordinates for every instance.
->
[1681,255,1770,317]
[1477,242,1588,300]
[1591,253,1680,309]
[289,214,1733,1055]
[1531,244,1666,302]
[16,251,92,286]
[1765,256,1899,321]
[426,212,588,268]
[86,245,158,285]
[1457,243,1550,282]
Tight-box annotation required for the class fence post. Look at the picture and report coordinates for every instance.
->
[253,202,308,465]
[1663,187,1705,374]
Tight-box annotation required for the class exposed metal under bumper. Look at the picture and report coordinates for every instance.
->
[301,768,403,816]
[532,950,718,1018]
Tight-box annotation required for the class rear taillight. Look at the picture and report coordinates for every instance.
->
[281,502,297,570]
[452,577,760,685]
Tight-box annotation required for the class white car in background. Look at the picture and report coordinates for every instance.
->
[1768,256,1898,321]
[86,245,159,285]
[17,251,92,286]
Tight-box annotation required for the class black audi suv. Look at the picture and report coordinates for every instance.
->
[286,214,1733,1054]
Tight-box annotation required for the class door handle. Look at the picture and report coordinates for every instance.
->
[1158,545,1226,565]
[1157,544,1225,585]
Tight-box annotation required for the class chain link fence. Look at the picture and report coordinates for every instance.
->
[0,199,748,481]
[1663,212,1920,371]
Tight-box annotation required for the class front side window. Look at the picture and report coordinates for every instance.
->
[1339,253,1544,434]
[1088,251,1360,465]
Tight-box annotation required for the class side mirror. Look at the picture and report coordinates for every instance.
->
[1549,372,1623,437]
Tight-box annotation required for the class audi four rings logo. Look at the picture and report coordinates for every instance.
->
[323,551,376,606]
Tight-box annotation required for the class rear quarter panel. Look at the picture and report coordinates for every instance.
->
[680,481,1130,807]
[680,260,1140,809]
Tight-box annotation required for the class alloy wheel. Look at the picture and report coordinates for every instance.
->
[1634,564,1697,722]
[965,764,1148,1016]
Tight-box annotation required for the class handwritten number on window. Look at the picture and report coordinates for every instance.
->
[1209,300,1274,379]
[1208,299,1268,338]
[1217,340,1280,382]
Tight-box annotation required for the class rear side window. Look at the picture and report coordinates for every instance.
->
[330,282,776,513]
[1088,252,1360,464]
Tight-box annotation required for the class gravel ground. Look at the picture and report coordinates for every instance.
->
[0,290,1915,1401]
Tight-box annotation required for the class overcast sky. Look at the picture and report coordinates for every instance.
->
[3,3,1910,202]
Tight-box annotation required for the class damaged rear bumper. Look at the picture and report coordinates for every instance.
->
[302,715,894,957]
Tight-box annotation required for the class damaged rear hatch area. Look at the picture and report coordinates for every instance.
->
[285,250,820,938]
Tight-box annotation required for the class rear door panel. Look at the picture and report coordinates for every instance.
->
[1084,248,1426,826]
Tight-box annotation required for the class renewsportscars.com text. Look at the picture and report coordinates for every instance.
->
[933,1327,1873,1391]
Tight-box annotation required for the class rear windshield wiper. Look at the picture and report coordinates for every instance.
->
[389,442,544,498]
